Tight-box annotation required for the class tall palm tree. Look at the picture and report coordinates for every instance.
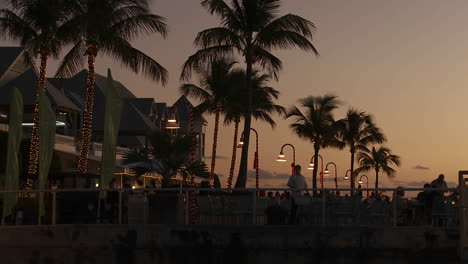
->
[0,0,74,177]
[286,95,343,195]
[355,146,401,189]
[337,109,386,190]
[224,69,285,189]
[180,58,237,185]
[181,0,318,188]
[56,0,168,173]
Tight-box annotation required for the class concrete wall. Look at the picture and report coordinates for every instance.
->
[0,225,459,264]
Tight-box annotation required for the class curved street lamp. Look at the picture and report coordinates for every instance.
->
[308,154,324,189]
[276,143,296,174]
[324,162,338,189]
[358,175,369,198]
[238,128,260,193]
[344,169,351,181]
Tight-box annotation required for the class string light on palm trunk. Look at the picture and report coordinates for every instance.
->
[77,44,97,174]
[226,119,240,189]
[182,99,198,224]
[208,104,222,187]
[27,48,50,190]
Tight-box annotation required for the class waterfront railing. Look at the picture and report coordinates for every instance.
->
[0,187,458,228]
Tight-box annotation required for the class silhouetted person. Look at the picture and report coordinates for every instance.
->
[287,165,307,224]
[431,174,448,196]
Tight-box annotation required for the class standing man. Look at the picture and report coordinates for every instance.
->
[431,174,448,196]
[287,165,308,224]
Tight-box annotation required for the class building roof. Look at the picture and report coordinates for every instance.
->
[172,95,207,124]
[0,68,81,112]
[50,71,155,135]
[0,47,23,80]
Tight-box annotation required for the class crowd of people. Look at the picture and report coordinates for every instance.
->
[278,165,455,225]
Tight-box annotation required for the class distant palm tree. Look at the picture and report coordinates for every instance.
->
[182,0,319,188]
[286,95,343,194]
[180,58,237,185]
[355,146,401,189]
[337,109,386,190]
[0,0,74,176]
[224,70,285,189]
[122,130,198,188]
[56,0,168,173]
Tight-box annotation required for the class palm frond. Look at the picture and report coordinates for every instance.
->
[109,13,167,41]
[179,83,211,102]
[194,27,242,49]
[103,37,168,85]
[180,45,236,80]
[54,39,86,78]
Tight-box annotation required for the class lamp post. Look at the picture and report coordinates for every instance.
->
[324,162,338,189]
[344,169,351,181]
[307,154,324,189]
[358,175,369,198]
[276,144,296,174]
[238,128,259,193]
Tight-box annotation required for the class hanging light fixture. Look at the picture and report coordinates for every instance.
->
[276,151,286,162]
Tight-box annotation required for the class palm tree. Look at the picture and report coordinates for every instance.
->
[56,0,168,173]
[337,109,386,190]
[181,0,318,188]
[224,69,285,189]
[180,58,237,185]
[123,130,198,188]
[0,0,74,176]
[286,95,343,195]
[355,146,401,189]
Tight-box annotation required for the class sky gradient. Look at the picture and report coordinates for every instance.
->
[1,0,467,188]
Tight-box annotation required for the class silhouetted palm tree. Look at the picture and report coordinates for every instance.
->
[355,146,401,189]
[224,70,285,189]
[286,95,343,194]
[0,0,74,176]
[180,58,237,185]
[122,130,198,188]
[182,0,318,188]
[337,109,386,190]
[56,0,168,173]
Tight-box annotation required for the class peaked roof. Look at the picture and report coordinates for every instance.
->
[173,95,207,124]
[0,47,23,79]
[48,69,137,101]
[0,68,80,111]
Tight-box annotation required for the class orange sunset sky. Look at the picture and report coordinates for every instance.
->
[2,0,467,188]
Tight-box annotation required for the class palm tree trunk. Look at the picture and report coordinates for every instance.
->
[27,48,50,178]
[209,105,221,185]
[350,150,355,191]
[77,44,98,173]
[312,147,319,197]
[226,119,240,189]
[375,168,379,189]
[235,43,253,189]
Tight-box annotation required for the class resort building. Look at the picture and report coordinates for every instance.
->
[0,47,207,177]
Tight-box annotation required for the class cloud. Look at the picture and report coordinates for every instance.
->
[206,155,229,160]
[413,165,430,170]
[247,169,290,179]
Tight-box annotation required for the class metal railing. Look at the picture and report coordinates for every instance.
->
[0,187,458,227]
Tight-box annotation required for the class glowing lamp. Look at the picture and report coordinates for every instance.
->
[344,175,349,181]
[358,180,363,184]
[276,152,286,162]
